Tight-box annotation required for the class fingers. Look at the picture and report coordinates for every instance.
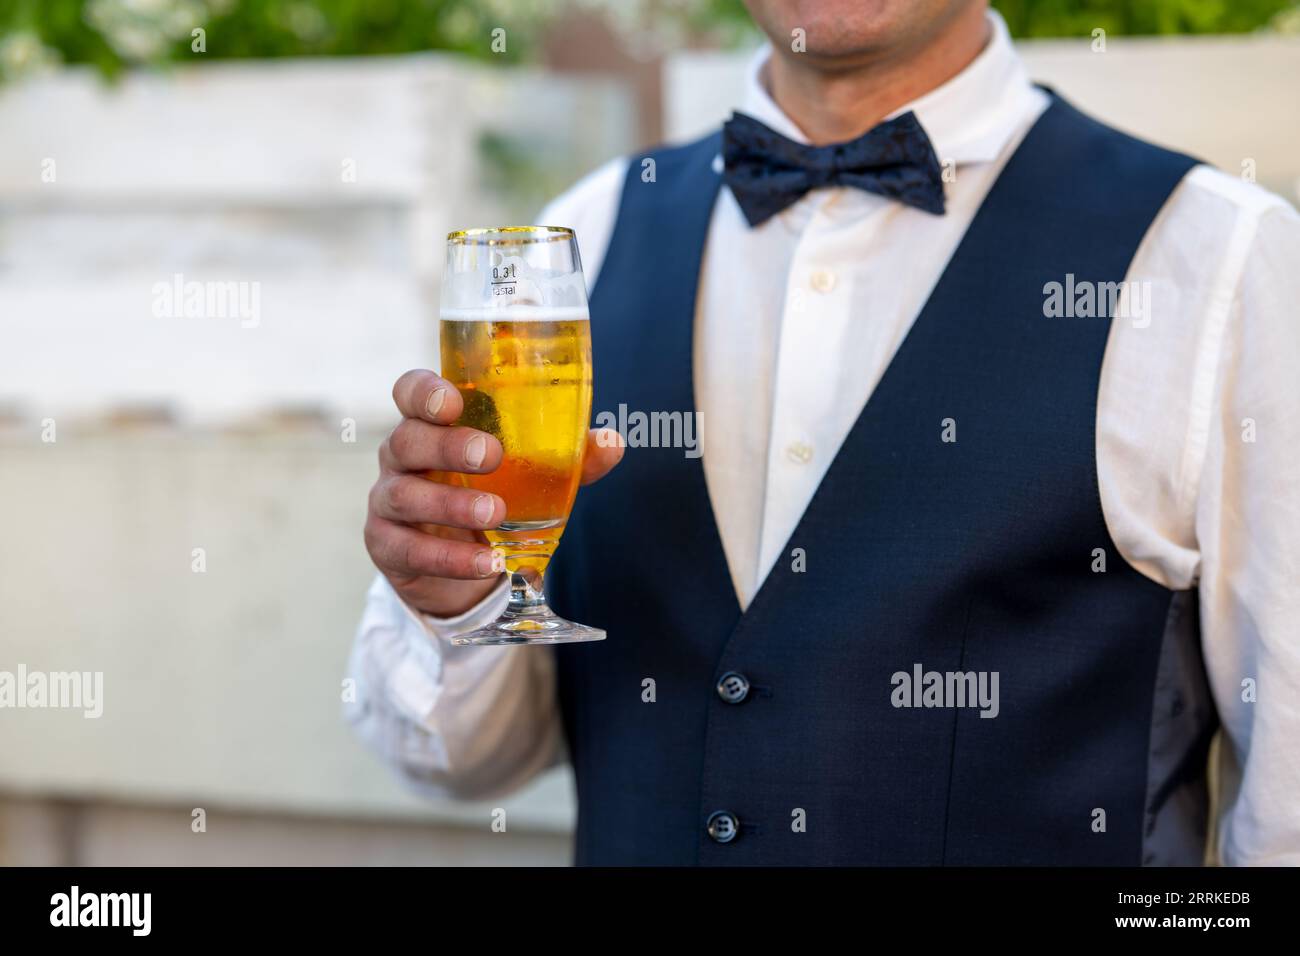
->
[365,515,505,581]
[381,419,503,475]
[392,369,464,425]
[371,474,504,530]
[581,427,626,485]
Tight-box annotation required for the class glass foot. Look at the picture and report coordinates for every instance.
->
[451,604,605,646]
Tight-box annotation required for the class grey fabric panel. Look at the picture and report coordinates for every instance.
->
[1143,589,1219,865]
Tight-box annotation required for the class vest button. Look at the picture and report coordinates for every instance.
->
[716,671,751,704]
[706,810,740,844]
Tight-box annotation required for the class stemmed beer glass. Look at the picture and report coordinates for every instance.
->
[436,226,604,645]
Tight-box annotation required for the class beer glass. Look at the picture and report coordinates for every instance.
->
[436,226,604,645]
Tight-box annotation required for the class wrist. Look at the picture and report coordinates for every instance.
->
[393,573,504,619]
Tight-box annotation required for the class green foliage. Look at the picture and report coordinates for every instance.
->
[992,0,1297,37]
[0,0,543,80]
[1,0,122,79]
[1,0,1296,85]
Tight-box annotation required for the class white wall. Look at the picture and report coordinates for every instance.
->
[0,55,634,427]
[0,426,575,833]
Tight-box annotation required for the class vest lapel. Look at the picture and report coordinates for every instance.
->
[583,133,740,622]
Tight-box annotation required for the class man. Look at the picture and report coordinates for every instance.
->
[347,1,1300,865]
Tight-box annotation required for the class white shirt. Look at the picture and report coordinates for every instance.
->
[346,11,1300,864]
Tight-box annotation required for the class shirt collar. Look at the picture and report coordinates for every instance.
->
[739,8,1037,166]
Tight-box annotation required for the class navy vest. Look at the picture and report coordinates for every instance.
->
[547,95,1218,866]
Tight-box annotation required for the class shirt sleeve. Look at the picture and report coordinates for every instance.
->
[1197,200,1300,865]
[344,573,564,801]
[539,156,628,289]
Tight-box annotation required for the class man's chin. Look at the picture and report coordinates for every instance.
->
[749,0,985,69]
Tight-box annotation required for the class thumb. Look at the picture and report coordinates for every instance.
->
[581,428,625,485]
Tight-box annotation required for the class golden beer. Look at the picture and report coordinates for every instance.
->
[438,307,593,580]
[436,224,603,644]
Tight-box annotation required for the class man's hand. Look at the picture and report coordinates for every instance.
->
[365,369,624,617]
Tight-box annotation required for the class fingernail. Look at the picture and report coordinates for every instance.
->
[464,434,486,468]
[475,548,506,577]
[426,387,447,419]
[472,494,494,526]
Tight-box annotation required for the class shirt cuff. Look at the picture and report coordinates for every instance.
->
[377,573,511,729]
[394,574,511,647]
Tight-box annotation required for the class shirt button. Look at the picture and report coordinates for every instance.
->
[716,671,751,704]
[785,441,814,464]
[810,269,836,293]
[706,810,740,844]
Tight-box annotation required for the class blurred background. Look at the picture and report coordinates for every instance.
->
[0,0,1297,866]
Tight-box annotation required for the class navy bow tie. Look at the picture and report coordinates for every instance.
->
[721,111,946,226]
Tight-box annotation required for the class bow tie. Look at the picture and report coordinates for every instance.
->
[721,111,946,226]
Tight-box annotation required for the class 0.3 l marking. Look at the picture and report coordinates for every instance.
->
[491,263,517,295]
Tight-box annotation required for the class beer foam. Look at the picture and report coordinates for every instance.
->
[440,306,590,322]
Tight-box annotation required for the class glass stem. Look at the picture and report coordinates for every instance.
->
[507,566,548,614]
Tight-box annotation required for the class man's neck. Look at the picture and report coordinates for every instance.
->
[764,5,992,145]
